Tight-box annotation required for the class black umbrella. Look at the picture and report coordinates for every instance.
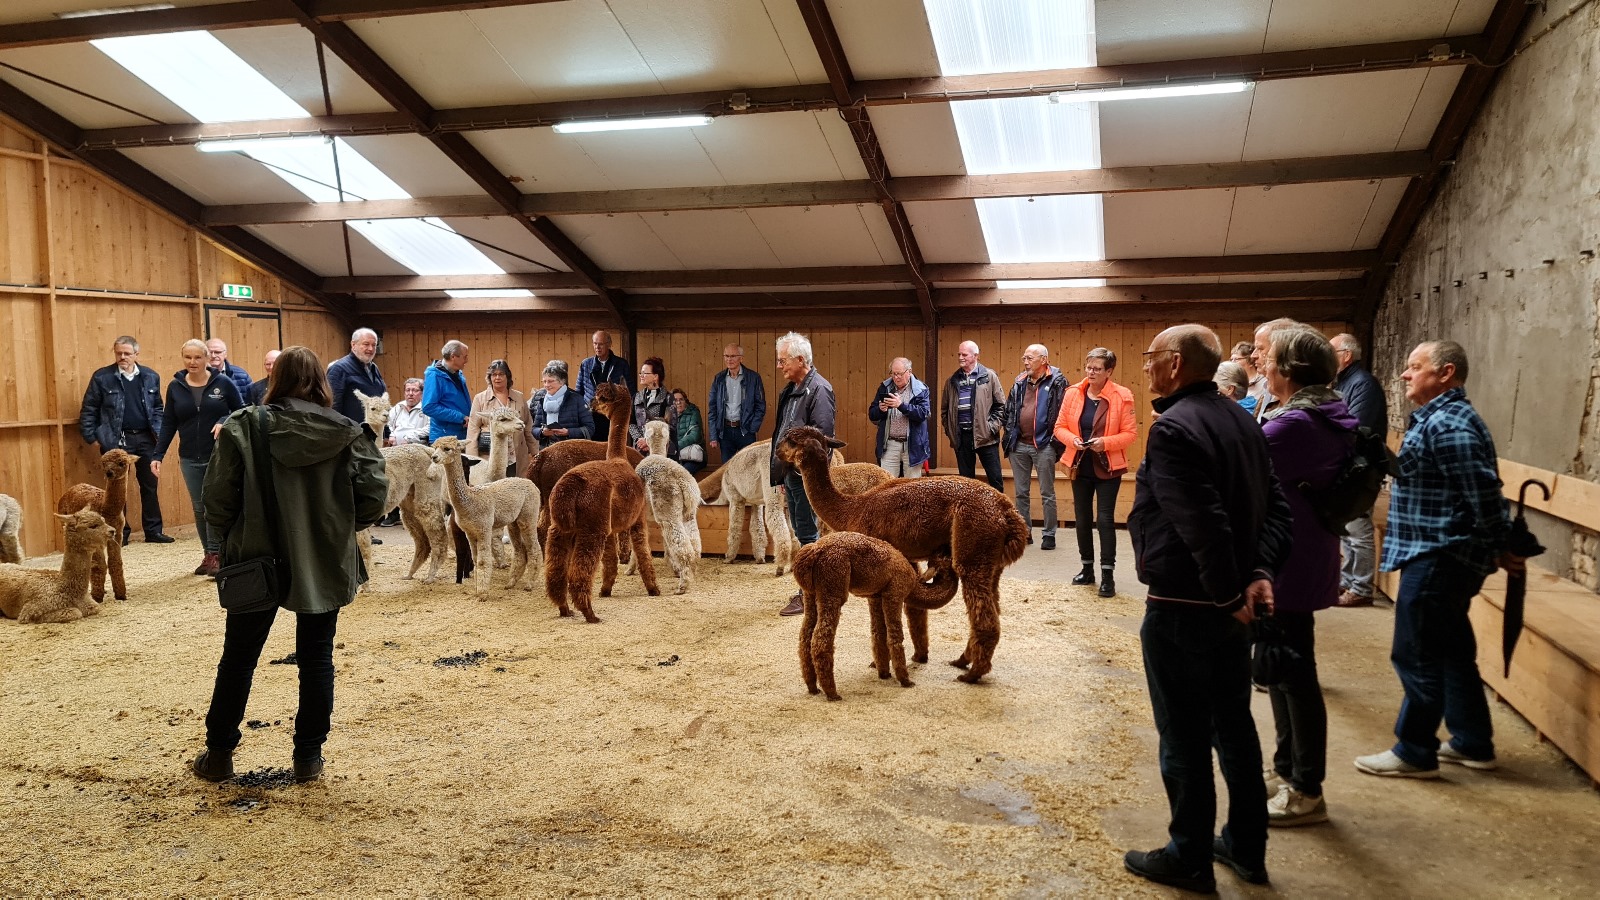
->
[1502,478,1551,677]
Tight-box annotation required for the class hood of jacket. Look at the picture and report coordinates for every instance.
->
[881,373,927,395]
[265,398,365,467]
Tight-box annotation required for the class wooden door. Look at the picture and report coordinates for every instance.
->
[207,307,282,383]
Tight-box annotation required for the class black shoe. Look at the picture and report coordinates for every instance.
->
[121,528,131,547]
[192,748,234,783]
[1070,565,1094,585]
[1123,847,1215,893]
[1040,535,1055,550]
[378,513,401,527]
[1026,532,1034,545]
[1213,837,1269,884]
[1098,573,1115,598]
[145,533,175,544]
[370,537,383,546]
[293,755,325,783]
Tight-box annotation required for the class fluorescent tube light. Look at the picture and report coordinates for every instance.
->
[197,136,332,154]
[552,115,711,134]
[447,289,535,298]
[57,4,174,18]
[997,279,1107,289]
[1049,81,1253,103]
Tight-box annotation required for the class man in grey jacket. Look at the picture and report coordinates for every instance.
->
[941,341,1006,492]
[770,331,835,617]
[1332,333,1390,607]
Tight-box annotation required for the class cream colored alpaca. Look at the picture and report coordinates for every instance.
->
[356,390,451,583]
[631,421,702,594]
[0,509,110,624]
[0,493,22,565]
[469,406,526,569]
[430,437,542,597]
[697,440,793,576]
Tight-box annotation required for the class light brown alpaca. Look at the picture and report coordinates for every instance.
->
[792,533,959,701]
[776,426,1028,684]
[0,509,111,624]
[543,383,660,622]
[55,448,136,602]
[429,437,542,598]
[356,390,451,583]
[452,406,528,579]
[0,493,24,564]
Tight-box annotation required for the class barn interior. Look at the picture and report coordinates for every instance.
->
[1,0,1598,895]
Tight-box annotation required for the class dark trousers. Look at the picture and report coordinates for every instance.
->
[1390,553,1494,767]
[1141,604,1267,871]
[204,607,340,761]
[954,429,1003,492]
[592,413,611,444]
[1071,473,1120,568]
[1266,610,1326,795]
[784,471,819,546]
[718,425,755,465]
[112,431,164,537]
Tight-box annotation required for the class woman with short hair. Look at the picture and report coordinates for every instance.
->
[631,357,671,455]
[150,338,245,577]
[1053,347,1137,598]
[466,358,532,479]
[529,360,594,451]
[1216,361,1258,416]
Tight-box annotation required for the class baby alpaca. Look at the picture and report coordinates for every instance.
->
[633,421,702,594]
[430,437,542,598]
[0,509,111,624]
[55,448,137,601]
[792,533,959,701]
[0,493,22,564]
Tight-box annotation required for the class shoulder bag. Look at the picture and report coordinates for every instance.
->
[215,407,288,614]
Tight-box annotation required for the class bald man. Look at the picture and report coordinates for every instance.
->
[578,330,635,443]
[246,349,279,405]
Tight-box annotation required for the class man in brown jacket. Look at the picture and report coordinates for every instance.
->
[941,340,1006,491]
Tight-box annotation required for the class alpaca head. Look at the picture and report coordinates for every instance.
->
[644,420,671,456]
[924,550,956,583]
[98,448,138,480]
[429,436,479,473]
[354,389,392,433]
[489,406,523,440]
[591,382,632,418]
[774,426,844,468]
[57,508,111,546]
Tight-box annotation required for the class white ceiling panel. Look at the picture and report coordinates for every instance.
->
[1095,0,1271,65]
[1103,189,1235,258]
[465,128,611,192]
[902,200,990,264]
[826,0,942,78]
[548,213,683,270]
[607,0,824,91]
[1398,66,1465,150]
[119,146,313,206]
[746,205,904,268]
[1262,0,1494,51]
[1244,69,1435,160]
[1099,91,1252,166]
[635,209,782,269]
[0,1,227,25]
[246,223,413,278]
[1224,181,1390,254]
[438,217,569,274]
[0,44,193,129]
[872,104,967,176]
[1353,178,1411,249]
[341,135,492,199]
[694,111,870,184]
[215,26,392,116]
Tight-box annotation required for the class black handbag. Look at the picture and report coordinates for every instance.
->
[1250,612,1306,686]
[216,407,287,615]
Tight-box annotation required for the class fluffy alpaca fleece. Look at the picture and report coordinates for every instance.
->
[454,406,527,579]
[776,426,1028,684]
[356,390,450,584]
[544,383,660,622]
[792,533,959,701]
[55,448,136,602]
[0,509,111,624]
[631,421,702,595]
[429,437,541,598]
[525,439,642,561]
[0,493,21,564]
[814,463,893,536]
[695,440,793,576]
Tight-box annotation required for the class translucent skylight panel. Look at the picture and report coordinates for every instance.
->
[950,97,1099,175]
[93,32,309,123]
[446,289,536,298]
[351,218,505,276]
[997,279,1107,289]
[924,0,1095,75]
[977,195,1104,263]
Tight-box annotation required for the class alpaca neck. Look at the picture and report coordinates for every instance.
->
[58,534,97,595]
[442,456,479,512]
[795,451,846,521]
[106,470,130,521]
[646,432,668,457]
[605,405,629,460]
[486,428,510,477]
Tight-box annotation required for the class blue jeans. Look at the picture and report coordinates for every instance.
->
[204,607,340,761]
[178,457,217,553]
[1140,604,1267,871]
[784,471,819,546]
[718,425,755,465]
[1390,552,1494,767]
[1008,443,1057,538]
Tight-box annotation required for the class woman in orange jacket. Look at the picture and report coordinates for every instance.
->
[1054,347,1138,597]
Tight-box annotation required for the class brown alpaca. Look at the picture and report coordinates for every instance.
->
[792,533,958,701]
[429,437,542,598]
[543,383,659,622]
[0,509,111,624]
[815,462,893,536]
[776,426,1028,683]
[55,449,136,602]
[0,493,22,565]
[525,438,642,556]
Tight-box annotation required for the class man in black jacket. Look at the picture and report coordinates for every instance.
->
[1001,344,1067,549]
[770,331,835,617]
[1332,333,1389,607]
[78,335,172,544]
[1123,325,1293,893]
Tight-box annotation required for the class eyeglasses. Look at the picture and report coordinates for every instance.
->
[1084,366,1106,374]
[1141,349,1175,358]
[723,354,741,359]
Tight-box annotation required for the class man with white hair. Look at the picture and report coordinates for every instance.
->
[328,328,387,426]
[941,340,1006,491]
[769,331,835,617]
[1330,332,1389,607]
[206,338,254,397]
[1002,344,1067,549]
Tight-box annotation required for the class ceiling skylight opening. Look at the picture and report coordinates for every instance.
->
[924,0,1095,75]
[552,115,711,134]
[950,97,1099,175]
[92,32,308,123]
[196,136,332,154]
[976,195,1105,264]
[997,278,1107,289]
[1048,81,1254,103]
[446,289,536,299]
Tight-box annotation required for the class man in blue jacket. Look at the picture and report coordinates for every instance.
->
[328,328,386,426]
[423,340,472,443]
[867,357,929,478]
[1002,344,1068,549]
[78,335,172,544]
[707,343,766,465]
[578,330,634,444]
[206,338,254,397]
[1331,333,1390,607]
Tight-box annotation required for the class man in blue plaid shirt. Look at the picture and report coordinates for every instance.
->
[1355,340,1524,779]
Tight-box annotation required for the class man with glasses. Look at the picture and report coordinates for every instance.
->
[1002,345,1067,549]
[770,332,835,617]
[707,343,765,465]
[1231,341,1269,417]
[869,357,931,478]
[579,330,635,443]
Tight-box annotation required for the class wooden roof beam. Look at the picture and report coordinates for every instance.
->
[935,280,1365,308]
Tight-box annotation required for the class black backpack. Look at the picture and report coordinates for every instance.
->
[1298,418,1398,536]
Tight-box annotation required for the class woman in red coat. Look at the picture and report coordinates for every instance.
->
[1054,348,1138,597]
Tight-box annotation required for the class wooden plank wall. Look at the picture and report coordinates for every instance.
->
[0,115,348,557]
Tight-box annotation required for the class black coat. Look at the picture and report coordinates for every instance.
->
[1334,361,1388,435]
[153,371,245,462]
[769,367,836,486]
[79,364,164,450]
[1129,380,1293,612]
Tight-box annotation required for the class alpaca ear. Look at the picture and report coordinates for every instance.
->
[381,392,390,403]
[355,389,370,403]
[462,456,482,469]
[825,437,847,449]
[57,513,73,523]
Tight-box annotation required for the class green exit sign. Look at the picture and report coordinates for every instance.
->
[222,283,254,300]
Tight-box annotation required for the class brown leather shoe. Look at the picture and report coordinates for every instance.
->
[778,592,805,617]
[200,552,221,578]
[1336,589,1374,608]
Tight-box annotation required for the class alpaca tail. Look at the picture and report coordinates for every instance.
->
[904,551,961,610]
[697,465,728,504]
[999,504,1029,567]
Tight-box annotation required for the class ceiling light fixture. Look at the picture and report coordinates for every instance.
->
[552,115,712,134]
[1048,80,1253,103]
[196,136,333,154]
[56,4,175,18]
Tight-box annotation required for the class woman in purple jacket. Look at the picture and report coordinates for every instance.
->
[1259,326,1357,828]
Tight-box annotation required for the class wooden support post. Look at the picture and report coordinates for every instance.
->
[38,141,66,551]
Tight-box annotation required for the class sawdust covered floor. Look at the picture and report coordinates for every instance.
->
[1,536,1159,897]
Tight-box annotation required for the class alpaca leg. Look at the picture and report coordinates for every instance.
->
[516,505,543,584]
[903,605,931,664]
[599,534,619,598]
[0,532,22,565]
[107,536,127,601]
[882,597,913,687]
[765,500,792,577]
[19,597,84,625]
[491,528,510,568]
[724,503,746,564]
[400,500,426,579]
[544,530,573,616]
[536,505,551,558]
[630,524,660,596]
[472,534,496,597]
[812,597,844,701]
[504,523,528,592]
[867,596,890,679]
[952,573,1001,684]
[89,542,108,603]
[666,523,691,595]
[798,586,820,695]
[424,508,449,583]
[568,535,602,624]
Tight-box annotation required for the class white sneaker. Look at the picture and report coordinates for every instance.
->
[1438,743,1498,770]
[1267,785,1329,827]
[1354,749,1440,779]
[1264,767,1289,797]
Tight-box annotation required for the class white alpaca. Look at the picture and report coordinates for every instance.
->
[356,390,450,584]
[0,493,22,565]
[468,406,525,569]
[0,509,109,624]
[697,439,794,576]
[631,421,702,594]
[430,437,542,598]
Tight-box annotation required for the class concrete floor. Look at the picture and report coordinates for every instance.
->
[369,518,1600,896]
